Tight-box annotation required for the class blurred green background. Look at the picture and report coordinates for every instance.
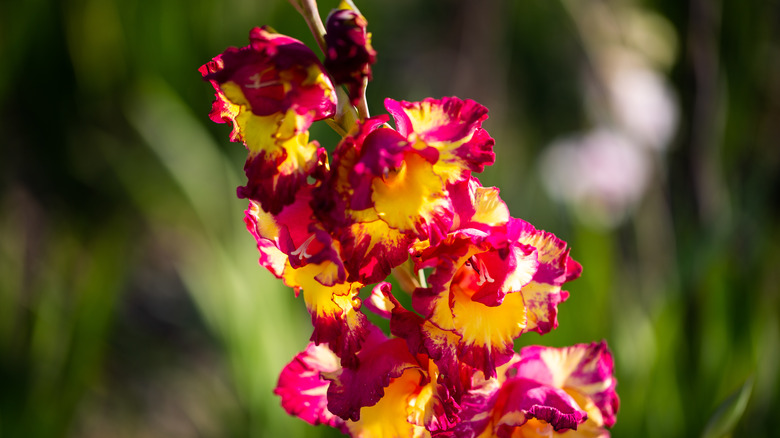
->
[1,0,778,436]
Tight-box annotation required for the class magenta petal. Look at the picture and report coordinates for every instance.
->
[243,202,287,278]
[286,225,346,286]
[447,376,588,437]
[515,342,620,428]
[510,218,581,286]
[311,115,389,229]
[365,282,393,319]
[242,187,347,283]
[456,127,496,174]
[385,97,487,143]
[309,302,371,369]
[457,341,514,380]
[410,225,539,378]
[204,26,335,119]
[336,220,415,284]
[238,148,295,215]
[270,185,318,248]
[325,337,419,421]
[348,127,410,211]
[274,343,345,429]
[384,98,413,137]
[384,97,496,181]
[523,289,570,335]
[445,376,501,438]
[565,257,584,282]
[386,291,468,398]
[494,378,587,435]
[504,218,581,336]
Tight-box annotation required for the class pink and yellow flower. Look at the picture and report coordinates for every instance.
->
[385,97,496,187]
[408,187,582,379]
[244,192,371,366]
[311,115,417,285]
[510,342,620,435]
[200,26,337,214]
[276,326,464,438]
[310,97,495,284]
[275,342,346,431]
[450,342,619,437]
[203,13,620,438]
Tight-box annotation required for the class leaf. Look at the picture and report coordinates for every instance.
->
[701,377,753,438]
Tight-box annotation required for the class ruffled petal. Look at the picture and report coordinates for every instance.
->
[449,177,510,231]
[274,342,345,430]
[283,262,368,367]
[512,219,582,285]
[405,358,462,433]
[443,373,501,438]
[322,299,462,435]
[517,281,571,336]
[514,343,619,428]
[510,219,581,335]
[344,368,431,438]
[491,379,586,433]
[446,377,587,438]
[202,26,336,119]
[384,286,470,399]
[554,398,611,438]
[244,200,288,278]
[311,115,390,230]
[243,191,346,285]
[337,217,415,284]
[277,338,458,438]
[325,337,420,421]
[370,150,454,244]
[235,113,325,214]
[411,226,538,378]
[385,97,495,185]
[344,123,455,244]
[312,116,446,281]
[201,26,336,213]
[199,55,242,130]
[451,290,527,376]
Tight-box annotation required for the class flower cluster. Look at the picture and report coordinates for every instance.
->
[201,2,619,437]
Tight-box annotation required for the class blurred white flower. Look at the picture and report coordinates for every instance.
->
[539,128,651,228]
[605,55,679,151]
[539,3,679,229]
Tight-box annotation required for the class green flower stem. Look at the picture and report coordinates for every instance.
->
[290,0,364,133]
[325,119,347,137]
[356,77,370,119]
[288,0,328,55]
[391,260,422,295]
[326,87,358,136]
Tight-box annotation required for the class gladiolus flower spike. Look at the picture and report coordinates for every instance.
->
[201,2,619,437]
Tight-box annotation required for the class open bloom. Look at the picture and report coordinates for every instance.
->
[310,97,496,285]
[200,26,337,214]
[406,179,582,380]
[311,115,417,285]
[451,342,619,437]
[385,97,496,188]
[276,326,463,437]
[349,97,495,243]
[275,342,346,432]
[244,191,371,366]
